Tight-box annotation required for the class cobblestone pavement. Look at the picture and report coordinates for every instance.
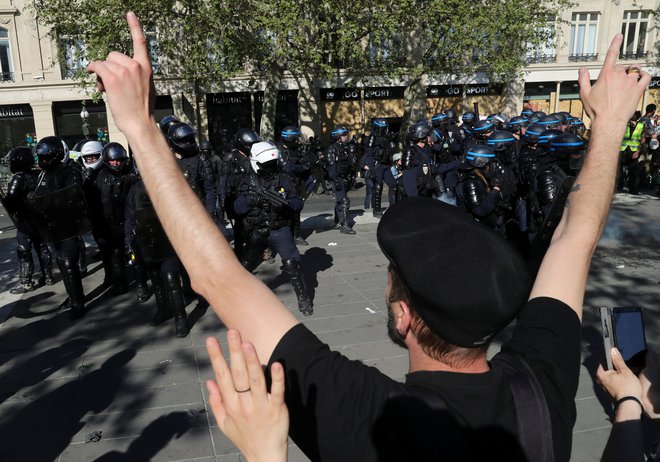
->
[0,187,658,461]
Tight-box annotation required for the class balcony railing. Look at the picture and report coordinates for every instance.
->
[569,53,599,62]
[619,51,648,60]
[525,54,557,64]
[0,71,14,82]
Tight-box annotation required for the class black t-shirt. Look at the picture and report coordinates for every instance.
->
[269,297,581,462]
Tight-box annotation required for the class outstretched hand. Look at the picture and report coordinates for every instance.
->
[578,34,651,126]
[206,330,289,462]
[87,12,155,138]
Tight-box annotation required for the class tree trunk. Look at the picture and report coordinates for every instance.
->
[399,75,427,143]
[259,63,284,140]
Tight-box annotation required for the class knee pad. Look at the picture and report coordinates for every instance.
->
[16,245,29,261]
[282,258,301,276]
[163,272,182,291]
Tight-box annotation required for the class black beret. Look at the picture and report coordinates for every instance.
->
[376,197,532,348]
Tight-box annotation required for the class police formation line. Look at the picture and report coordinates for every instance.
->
[2,108,593,333]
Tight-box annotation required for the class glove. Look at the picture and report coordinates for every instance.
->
[490,174,503,190]
[125,244,137,266]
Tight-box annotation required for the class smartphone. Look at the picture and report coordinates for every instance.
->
[600,306,647,370]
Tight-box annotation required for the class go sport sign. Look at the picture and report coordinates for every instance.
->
[426,84,504,97]
[321,87,405,101]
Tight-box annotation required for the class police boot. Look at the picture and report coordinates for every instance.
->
[339,198,356,235]
[37,243,55,285]
[109,248,128,295]
[10,245,34,295]
[57,257,85,320]
[133,262,151,303]
[149,270,172,325]
[164,272,189,337]
[283,259,313,316]
[78,238,88,276]
[292,213,308,246]
[333,206,341,229]
[372,183,384,218]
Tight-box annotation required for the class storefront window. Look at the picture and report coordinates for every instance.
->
[255,90,299,138]
[206,92,253,151]
[53,100,108,149]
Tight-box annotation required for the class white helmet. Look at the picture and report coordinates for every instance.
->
[249,141,281,174]
[80,140,104,170]
[650,138,660,151]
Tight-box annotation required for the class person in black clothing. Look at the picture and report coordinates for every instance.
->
[225,129,261,257]
[326,126,356,235]
[125,170,189,337]
[456,144,502,227]
[96,142,149,301]
[32,136,87,319]
[92,20,644,462]
[233,141,313,316]
[401,121,437,198]
[362,119,393,218]
[277,126,311,246]
[4,147,54,294]
[486,130,521,239]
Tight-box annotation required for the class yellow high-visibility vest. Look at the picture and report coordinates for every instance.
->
[621,122,645,151]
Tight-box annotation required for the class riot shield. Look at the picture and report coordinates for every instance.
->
[27,184,91,243]
[133,206,176,263]
[527,176,575,274]
[0,188,19,227]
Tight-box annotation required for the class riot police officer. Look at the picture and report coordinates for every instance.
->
[401,122,437,198]
[460,111,477,140]
[4,147,54,294]
[31,136,88,319]
[125,168,189,337]
[278,126,312,245]
[456,144,502,228]
[97,142,149,301]
[362,118,393,218]
[225,128,262,257]
[199,140,224,223]
[487,131,521,239]
[233,141,313,316]
[326,126,356,234]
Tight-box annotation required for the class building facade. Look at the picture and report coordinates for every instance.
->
[0,0,658,153]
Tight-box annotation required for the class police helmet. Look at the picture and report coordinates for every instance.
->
[103,142,130,173]
[281,126,302,143]
[249,141,281,174]
[331,126,349,140]
[524,123,545,143]
[568,118,585,135]
[537,114,561,129]
[465,144,496,169]
[159,115,181,137]
[444,109,457,122]
[462,112,476,124]
[537,128,563,146]
[431,128,444,144]
[551,112,567,125]
[507,116,529,133]
[548,132,584,155]
[431,113,448,128]
[7,147,34,174]
[487,130,516,152]
[372,118,389,137]
[234,128,262,153]
[35,136,66,171]
[521,108,534,118]
[409,121,430,142]
[167,123,197,157]
[199,140,212,154]
[473,119,495,135]
[80,140,105,170]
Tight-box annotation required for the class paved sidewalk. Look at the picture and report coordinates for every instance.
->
[0,191,658,461]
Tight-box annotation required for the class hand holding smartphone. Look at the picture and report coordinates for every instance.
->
[600,306,647,372]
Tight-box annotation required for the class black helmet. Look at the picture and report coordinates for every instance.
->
[487,130,516,152]
[465,144,496,169]
[524,123,545,143]
[529,111,546,125]
[537,128,563,147]
[549,133,585,156]
[431,113,448,128]
[103,142,130,173]
[444,109,457,122]
[35,136,66,171]
[409,121,430,142]
[234,128,262,153]
[507,116,529,133]
[537,114,561,129]
[558,111,573,124]
[281,126,302,143]
[550,112,566,125]
[568,118,585,135]
[521,108,534,118]
[199,140,212,153]
[473,119,495,137]
[167,123,197,157]
[371,118,389,137]
[331,126,349,140]
[159,115,181,137]
[431,128,444,144]
[461,112,476,124]
[7,147,34,174]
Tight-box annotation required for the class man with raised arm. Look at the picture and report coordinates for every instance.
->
[89,16,650,461]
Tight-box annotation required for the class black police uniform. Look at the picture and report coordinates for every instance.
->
[326,140,356,234]
[457,164,501,228]
[363,133,394,217]
[225,148,252,256]
[233,169,313,315]
[278,141,313,245]
[401,144,436,198]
